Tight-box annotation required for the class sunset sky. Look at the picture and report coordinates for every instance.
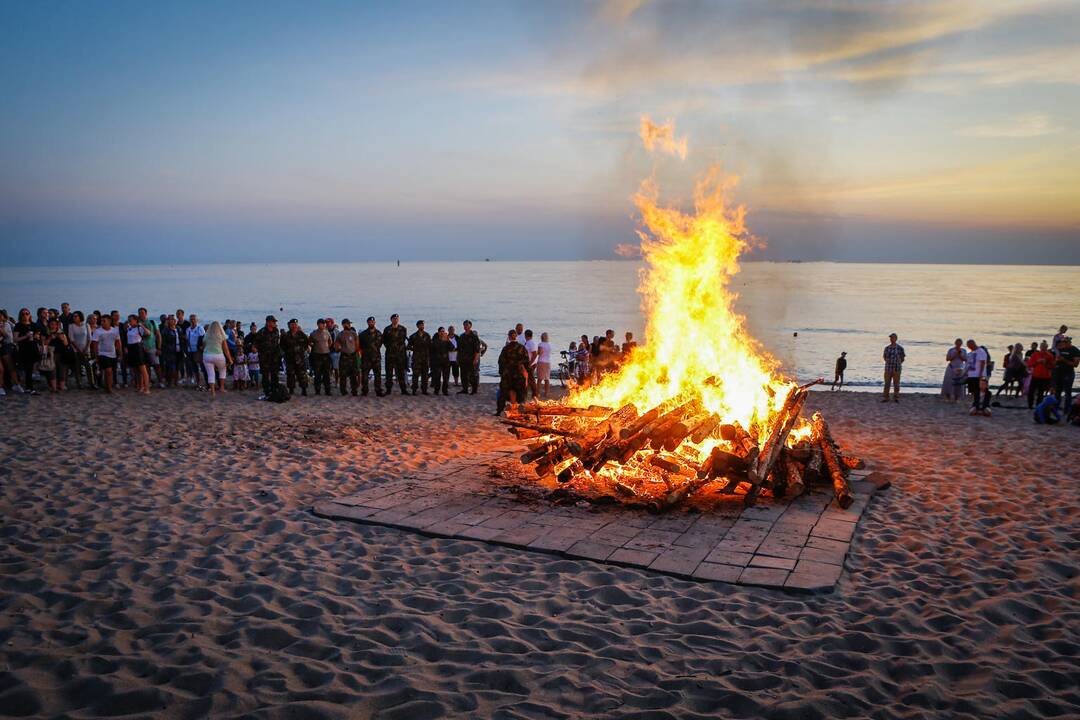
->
[2,0,1078,264]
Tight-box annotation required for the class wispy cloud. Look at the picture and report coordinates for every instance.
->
[958,113,1063,138]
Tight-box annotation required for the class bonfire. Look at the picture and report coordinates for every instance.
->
[503,117,860,511]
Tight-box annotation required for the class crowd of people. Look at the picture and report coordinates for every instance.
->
[828,325,1078,423]
[0,304,635,416]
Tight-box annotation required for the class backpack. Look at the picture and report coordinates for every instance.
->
[268,385,291,403]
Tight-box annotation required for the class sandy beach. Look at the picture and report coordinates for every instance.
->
[1,387,1078,718]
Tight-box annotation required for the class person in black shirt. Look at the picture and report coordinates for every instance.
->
[1052,336,1079,410]
[832,352,847,391]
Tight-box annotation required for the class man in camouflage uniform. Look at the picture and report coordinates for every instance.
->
[309,318,333,396]
[280,318,310,396]
[455,319,486,395]
[408,319,432,395]
[358,316,384,396]
[429,326,453,396]
[383,313,409,395]
[496,328,529,415]
[336,318,360,396]
[255,315,283,398]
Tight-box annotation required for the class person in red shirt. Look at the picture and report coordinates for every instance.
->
[1027,340,1054,409]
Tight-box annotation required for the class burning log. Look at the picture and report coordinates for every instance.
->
[500,418,580,437]
[841,455,865,470]
[660,411,714,451]
[811,412,853,509]
[746,388,807,507]
[511,426,542,440]
[516,403,613,417]
[650,474,711,512]
[648,453,684,475]
[689,413,722,444]
[780,452,805,498]
[722,422,760,464]
[619,406,663,439]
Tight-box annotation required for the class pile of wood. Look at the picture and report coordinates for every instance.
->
[502,382,861,512]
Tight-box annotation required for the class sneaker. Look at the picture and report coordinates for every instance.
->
[969,407,978,415]
[12,385,24,394]
[258,394,268,401]
[0,388,6,396]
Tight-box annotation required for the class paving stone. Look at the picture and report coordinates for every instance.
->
[493,524,549,548]
[723,539,763,554]
[363,492,412,510]
[623,529,681,553]
[528,528,590,552]
[784,572,836,593]
[805,536,849,553]
[766,528,809,545]
[423,521,471,538]
[590,526,642,546]
[793,559,843,583]
[479,511,535,531]
[458,525,504,541]
[565,540,619,562]
[749,554,797,571]
[811,519,856,543]
[313,502,380,521]
[450,506,506,526]
[608,548,660,568]
[738,566,790,589]
[754,542,802,560]
[368,509,414,524]
[740,505,785,522]
[332,495,370,507]
[799,546,846,566]
[673,531,716,549]
[692,562,744,583]
[704,549,753,567]
[649,546,710,577]
[728,519,774,535]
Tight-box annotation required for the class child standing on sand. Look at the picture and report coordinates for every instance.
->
[247,348,260,389]
[233,349,249,390]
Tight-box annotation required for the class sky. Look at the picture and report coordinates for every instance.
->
[1,0,1078,265]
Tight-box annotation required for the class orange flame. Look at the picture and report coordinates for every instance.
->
[574,117,793,440]
[639,116,688,159]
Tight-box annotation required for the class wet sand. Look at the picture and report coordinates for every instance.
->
[1,386,1078,718]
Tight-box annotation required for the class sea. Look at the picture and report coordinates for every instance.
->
[2,261,1076,390]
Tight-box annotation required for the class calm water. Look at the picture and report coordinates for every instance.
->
[2,261,1076,388]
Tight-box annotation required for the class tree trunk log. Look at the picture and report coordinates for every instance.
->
[811,411,853,509]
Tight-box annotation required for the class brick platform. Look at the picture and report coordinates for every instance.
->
[313,450,885,592]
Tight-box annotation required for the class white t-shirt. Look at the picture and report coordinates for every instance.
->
[525,339,538,363]
[92,327,121,358]
[517,335,526,346]
[966,347,988,378]
[186,325,205,352]
[536,341,552,364]
[126,325,146,345]
[448,337,457,362]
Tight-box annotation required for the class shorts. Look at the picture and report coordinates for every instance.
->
[330,352,340,370]
[125,344,145,367]
[536,362,551,382]
[98,356,118,370]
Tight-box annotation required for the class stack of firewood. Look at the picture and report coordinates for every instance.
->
[502,382,860,512]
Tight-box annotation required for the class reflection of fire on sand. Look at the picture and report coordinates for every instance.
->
[503,117,861,511]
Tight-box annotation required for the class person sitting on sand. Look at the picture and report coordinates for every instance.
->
[832,351,847,391]
[1033,394,1060,425]
[882,333,904,403]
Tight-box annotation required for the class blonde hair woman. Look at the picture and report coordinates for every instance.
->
[202,321,233,396]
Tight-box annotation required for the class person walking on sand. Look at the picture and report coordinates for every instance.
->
[941,339,966,403]
[495,328,529,416]
[882,333,904,403]
[832,352,847,391]
[1026,340,1054,409]
[965,339,990,416]
[1052,335,1079,410]
[202,321,233,397]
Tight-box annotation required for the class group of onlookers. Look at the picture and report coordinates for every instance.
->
[565,330,637,387]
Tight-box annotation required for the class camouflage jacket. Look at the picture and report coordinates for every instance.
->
[430,338,453,364]
[408,330,431,363]
[383,325,408,357]
[358,327,382,356]
[498,342,529,379]
[280,329,310,365]
[457,330,481,359]
[254,327,282,361]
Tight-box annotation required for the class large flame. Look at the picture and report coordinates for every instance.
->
[572,117,793,437]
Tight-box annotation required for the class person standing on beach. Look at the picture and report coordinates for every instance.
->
[832,352,847,391]
[335,319,360,396]
[1027,340,1054,409]
[455,320,486,395]
[255,315,283,398]
[447,325,459,387]
[1052,325,1068,354]
[358,316,384,396]
[882,333,905,403]
[160,315,182,388]
[1052,335,1079,409]
[496,329,529,416]
[536,332,553,399]
[281,319,310,396]
[91,313,122,394]
[125,314,150,394]
[523,329,538,399]
[408,320,432,395]
[941,340,966,402]
[185,314,206,389]
[429,327,452,396]
[965,339,990,415]
[138,307,162,389]
[383,314,409,395]
[67,311,95,390]
[622,331,637,357]
[202,321,233,397]
[309,318,333,396]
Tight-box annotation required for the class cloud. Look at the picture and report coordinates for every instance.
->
[957,113,1063,138]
